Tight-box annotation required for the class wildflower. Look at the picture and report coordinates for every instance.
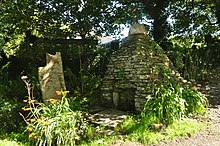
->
[23,100,28,102]
[23,100,36,104]
[29,134,38,139]
[56,90,70,96]
[43,121,50,126]
[49,98,61,103]
[22,107,32,111]
[27,127,33,132]
[33,135,39,139]
[30,119,36,122]
[192,85,198,91]
[42,130,48,133]
[56,91,62,96]
[28,100,36,104]
[27,119,37,122]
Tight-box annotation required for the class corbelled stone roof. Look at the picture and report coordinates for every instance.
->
[101,23,186,112]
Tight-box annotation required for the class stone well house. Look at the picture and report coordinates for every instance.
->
[101,23,185,112]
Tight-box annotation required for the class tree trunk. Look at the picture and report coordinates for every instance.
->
[152,14,167,43]
[141,0,169,44]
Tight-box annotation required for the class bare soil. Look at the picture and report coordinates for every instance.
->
[157,107,220,146]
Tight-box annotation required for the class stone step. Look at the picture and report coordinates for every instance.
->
[88,107,129,128]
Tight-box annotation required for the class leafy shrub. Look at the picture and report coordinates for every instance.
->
[142,84,207,125]
[143,85,186,125]
[165,35,220,80]
[64,68,102,108]
[21,78,89,146]
[0,97,25,133]
[24,96,88,146]
[182,87,208,116]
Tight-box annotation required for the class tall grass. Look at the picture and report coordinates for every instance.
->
[21,77,89,146]
[142,84,208,125]
[143,84,186,125]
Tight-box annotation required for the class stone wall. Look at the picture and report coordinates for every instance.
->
[101,23,186,112]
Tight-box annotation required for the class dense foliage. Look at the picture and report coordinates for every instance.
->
[25,97,88,146]
[0,0,219,145]
[143,84,207,125]
[21,78,89,146]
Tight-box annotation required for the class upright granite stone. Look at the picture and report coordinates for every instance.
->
[101,23,186,112]
[38,52,66,103]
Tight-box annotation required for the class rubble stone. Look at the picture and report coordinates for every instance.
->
[101,23,185,112]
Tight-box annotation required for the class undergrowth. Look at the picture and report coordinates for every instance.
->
[114,83,208,145]
[21,77,89,146]
[0,75,208,146]
[117,116,204,145]
[142,84,208,126]
[0,139,25,146]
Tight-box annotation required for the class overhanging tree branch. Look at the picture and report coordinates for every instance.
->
[35,38,98,45]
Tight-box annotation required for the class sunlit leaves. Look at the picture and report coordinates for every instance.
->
[170,0,220,35]
[1,0,134,40]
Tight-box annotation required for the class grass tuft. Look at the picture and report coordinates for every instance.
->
[118,116,205,145]
[0,139,26,146]
[165,119,204,139]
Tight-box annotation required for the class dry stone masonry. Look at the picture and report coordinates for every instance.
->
[101,23,186,112]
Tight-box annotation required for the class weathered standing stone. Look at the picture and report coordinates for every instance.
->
[38,52,66,103]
